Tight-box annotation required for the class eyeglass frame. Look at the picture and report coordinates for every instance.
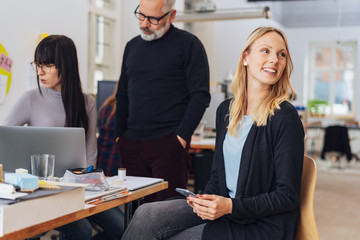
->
[31,62,56,73]
[134,5,172,25]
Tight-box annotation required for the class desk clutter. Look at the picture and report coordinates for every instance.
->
[0,161,165,237]
[0,183,85,237]
[0,161,166,237]
[61,166,110,191]
[0,164,86,236]
[0,165,148,208]
[0,165,122,202]
[0,168,65,202]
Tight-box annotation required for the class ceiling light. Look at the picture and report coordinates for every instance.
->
[174,6,270,23]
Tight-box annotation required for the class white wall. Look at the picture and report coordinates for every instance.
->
[1,0,359,123]
[0,0,88,123]
[185,0,360,122]
[119,0,139,68]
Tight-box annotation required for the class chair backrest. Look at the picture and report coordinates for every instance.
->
[96,80,117,111]
[295,155,320,240]
[321,125,352,160]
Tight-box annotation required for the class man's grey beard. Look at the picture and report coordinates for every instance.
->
[140,21,170,41]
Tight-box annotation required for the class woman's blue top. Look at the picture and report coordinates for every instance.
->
[223,115,252,198]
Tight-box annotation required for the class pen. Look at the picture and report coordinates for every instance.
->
[86,165,93,173]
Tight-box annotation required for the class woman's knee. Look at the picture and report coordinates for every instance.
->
[133,202,161,221]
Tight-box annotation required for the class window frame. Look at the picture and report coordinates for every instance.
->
[307,41,357,118]
[88,0,122,94]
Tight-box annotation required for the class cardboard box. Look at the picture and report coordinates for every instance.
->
[0,184,85,236]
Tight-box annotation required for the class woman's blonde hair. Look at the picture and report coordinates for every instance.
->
[228,26,295,137]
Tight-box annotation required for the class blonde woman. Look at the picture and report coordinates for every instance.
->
[122,26,304,240]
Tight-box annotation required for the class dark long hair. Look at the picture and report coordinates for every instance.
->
[34,35,89,133]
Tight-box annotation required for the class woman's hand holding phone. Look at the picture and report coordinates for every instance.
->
[187,194,233,221]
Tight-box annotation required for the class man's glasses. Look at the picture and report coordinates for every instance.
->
[31,62,56,73]
[134,5,172,25]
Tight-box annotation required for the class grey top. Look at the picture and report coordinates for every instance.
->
[2,87,97,167]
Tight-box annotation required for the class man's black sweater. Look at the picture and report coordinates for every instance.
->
[116,24,210,141]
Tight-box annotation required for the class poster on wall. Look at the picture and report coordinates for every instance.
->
[0,43,13,105]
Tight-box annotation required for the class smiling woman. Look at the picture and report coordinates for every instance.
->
[121,26,304,240]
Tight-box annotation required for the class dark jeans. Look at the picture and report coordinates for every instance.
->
[57,207,124,240]
[89,207,124,240]
[122,199,205,240]
[117,134,191,202]
[56,219,92,240]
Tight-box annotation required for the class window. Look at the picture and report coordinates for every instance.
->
[308,41,357,117]
[88,0,121,94]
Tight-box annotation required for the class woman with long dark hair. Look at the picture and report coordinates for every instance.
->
[3,35,123,240]
[3,35,97,167]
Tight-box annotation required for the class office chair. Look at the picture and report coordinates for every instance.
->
[96,80,117,111]
[295,155,319,240]
[321,125,352,168]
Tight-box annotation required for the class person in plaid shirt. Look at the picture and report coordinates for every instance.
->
[97,90,120,176]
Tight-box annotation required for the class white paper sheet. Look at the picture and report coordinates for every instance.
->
[0,74,8,105]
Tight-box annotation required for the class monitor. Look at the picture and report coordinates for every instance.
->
[0,126,87,177]
[201,92,225,130]
[96,80,117,111]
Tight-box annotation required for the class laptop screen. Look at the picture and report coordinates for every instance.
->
[0,126,87,177]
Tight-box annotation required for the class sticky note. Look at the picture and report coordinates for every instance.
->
[4,173,39,190]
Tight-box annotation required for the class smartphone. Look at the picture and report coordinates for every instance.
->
[176,188,198,198]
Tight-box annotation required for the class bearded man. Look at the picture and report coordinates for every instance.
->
[115,0,210,202]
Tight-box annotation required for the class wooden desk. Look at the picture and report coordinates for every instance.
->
[191,138,216,151]
[0,181,168,240]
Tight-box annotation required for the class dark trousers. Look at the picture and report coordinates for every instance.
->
[117,133,191,202]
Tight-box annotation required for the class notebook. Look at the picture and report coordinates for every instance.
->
[107,176,164,191]
[0,126,87,177]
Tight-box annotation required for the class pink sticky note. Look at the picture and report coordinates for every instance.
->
[0,53,12,73]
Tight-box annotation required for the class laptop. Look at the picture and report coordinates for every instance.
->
[0,126,87,177]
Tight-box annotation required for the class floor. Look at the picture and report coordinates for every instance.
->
[314,158,360,240]
[39,158,360,240]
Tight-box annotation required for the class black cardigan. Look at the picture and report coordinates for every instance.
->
[202,99,304,240]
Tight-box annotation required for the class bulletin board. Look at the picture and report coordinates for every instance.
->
[0,43,12,105]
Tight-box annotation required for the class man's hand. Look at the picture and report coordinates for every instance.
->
[177,135,187,148]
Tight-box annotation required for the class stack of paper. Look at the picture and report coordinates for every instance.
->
[0,182,15,195]
[0,184,85,236]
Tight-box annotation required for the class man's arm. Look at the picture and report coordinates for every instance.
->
[115,45,130,139]
[176,37,211,142]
